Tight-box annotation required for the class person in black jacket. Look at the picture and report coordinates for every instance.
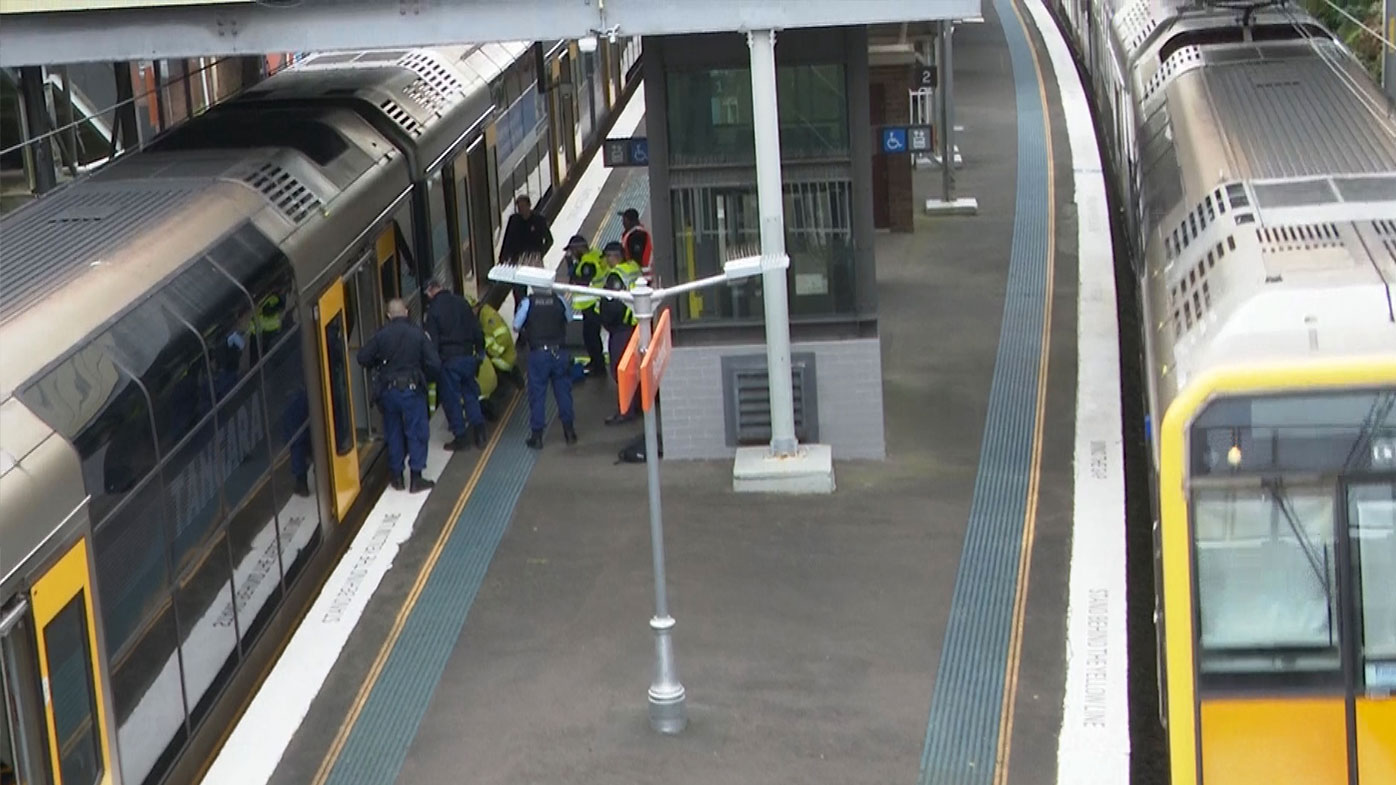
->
[357,298,441,492]
[425,277,488,451]
[499,194,553,308]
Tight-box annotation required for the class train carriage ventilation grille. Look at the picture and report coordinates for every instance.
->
[1119,0,1161,50]
[1164,186,1237,261]
[1367,219,1396,264]
[379,98,424,138]
[1143,46,1203,103]
[1169,232,1236,338]
[243,163,322,225]
[397,51,467,114]
[1256,223,1343,254]
[722,353,819,446]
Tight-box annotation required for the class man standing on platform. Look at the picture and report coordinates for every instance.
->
[514,286,578,449]
[358,298,441,492]
[500,194,554,308]
[619,207,653,276]
[565,234,609,378]
[425,277,488,451]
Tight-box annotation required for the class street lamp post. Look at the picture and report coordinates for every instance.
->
[489,252,784,734]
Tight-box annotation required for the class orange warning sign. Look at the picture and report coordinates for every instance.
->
[616,327,641,414]
[639,310,672,411]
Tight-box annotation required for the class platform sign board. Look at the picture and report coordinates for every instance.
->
[881,125,934,154]
[915,65,938,89]
[908,125,933,152]
[604,137,649,167]
[639,310,672,411]
[881,127,908,154]
[616,328,641,414]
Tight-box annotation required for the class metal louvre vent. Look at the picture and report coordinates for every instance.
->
[722,353,819,446]
[1169,233,1236,338]
[243,162,322,225]
[1256,222,1343,253]
[1119,0,1161,50]
[1143,45,1203,103]
[379,97,424,138]
[397,51,467,114]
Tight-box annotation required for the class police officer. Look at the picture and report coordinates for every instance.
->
[514,285,577,448]
[566,235,608,378]
[357,298,441,492]
[425,277,488,451]
[598,246,642,425]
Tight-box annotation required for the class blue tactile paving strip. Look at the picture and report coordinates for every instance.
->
[916,1,1052,784]
[324,394,553,785]
[591,170,650,248]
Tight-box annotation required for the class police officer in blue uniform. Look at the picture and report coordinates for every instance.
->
[425,277,488,451]
[357,298,441,492]
[514,286,577,448]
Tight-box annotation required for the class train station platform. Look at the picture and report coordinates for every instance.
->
[198,2,1129,784]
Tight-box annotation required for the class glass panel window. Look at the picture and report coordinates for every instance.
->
[324,313,354,457]
[107,293,214,457]
[225,478,285,650]
[173,533,237,731]
[205,227,298,362]
[42,593,102,785]
[19,345,158,524]
[1191,390,1396,477]
[161,257,255,403]
[161,416,219,574]
[1350,482,1396,691]
[1193,483,1341,681]
[453,170,473,291]
[110,603,184,785]
[93,474,171,659]
[427,172,451,283]
[216,372,272,522]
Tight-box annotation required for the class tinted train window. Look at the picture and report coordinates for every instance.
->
[324,314,354,456]
[208,226,297,359]
[225,478,283,650]
[93,473,171,658]
[108,293,215,457]
[174,531,237,731]
[262,327,308,458]
[19,343,159,524]
[163,257,256,403]
[161,416,219,573]
[43,593,103,785]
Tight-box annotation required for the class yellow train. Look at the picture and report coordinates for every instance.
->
[0,39,639,785]
[1050,0,1396,781]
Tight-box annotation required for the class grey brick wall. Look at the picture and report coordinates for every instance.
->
[660,337,886,461]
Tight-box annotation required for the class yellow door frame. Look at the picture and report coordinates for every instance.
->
[317,280,361,519]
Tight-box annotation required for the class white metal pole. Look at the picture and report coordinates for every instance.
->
[747,28,799,457]
[939,23,953,202]
[632,281,687,734]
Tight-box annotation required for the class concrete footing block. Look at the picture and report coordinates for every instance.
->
[924,197,979,215]
[732,444,835,494]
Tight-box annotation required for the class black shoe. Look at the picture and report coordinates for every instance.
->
[605,412,637,426]
[410,472,435,493]
[472,425,487,448]
[525,430,544,449]
[389,474,406,491]
[294,475,311,497]
[444,435,469,451]
[563,424,578,445]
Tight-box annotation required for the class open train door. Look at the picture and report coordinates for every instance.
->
[316,279,361,519]
[1347,482,1396,785]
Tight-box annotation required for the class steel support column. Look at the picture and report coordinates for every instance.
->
[746,29,799,457]
[113,61,139,154]
[17,66,57,195]
[1385,0,1396,101]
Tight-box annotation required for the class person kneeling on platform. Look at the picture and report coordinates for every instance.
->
[514,285,577,448]
[425,277,488,450]
[358,298,441,492]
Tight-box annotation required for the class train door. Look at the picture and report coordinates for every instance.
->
[1346,481,1396,785]
[23,540,112,785]
[1,598,50,785]
[465,138,496,297]
[316,279,361,518]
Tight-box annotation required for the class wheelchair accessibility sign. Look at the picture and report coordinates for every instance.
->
[882,127,907,154]
[880,125,934,155]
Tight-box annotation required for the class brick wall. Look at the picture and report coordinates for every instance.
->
[660,338,887,460]
[869,65,914,233]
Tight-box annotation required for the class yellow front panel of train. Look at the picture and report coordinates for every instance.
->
[1200,698,1347,785]
[317,280,361,519]
[1357,698,1396,783]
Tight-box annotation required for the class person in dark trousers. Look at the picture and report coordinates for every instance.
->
[514,286,577,448]
[619,207,653,275]
[499,194,554,308]
[357,298,441,492]
[598,262,641,425]
[565,235,608,378]
[425,277,488,451]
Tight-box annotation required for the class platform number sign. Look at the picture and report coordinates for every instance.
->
[604,137,649,167]
[916,65,938,89]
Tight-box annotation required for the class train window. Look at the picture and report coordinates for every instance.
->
[215,372,273,529]
[1193,483,1342,683]
[174,531,237,731]
[42,593,103,785]
[323,313,354,457]
[261,327,308,459]
[108,599,183,785]
[225,478,284,650]
[204,227,298,363]
[93,473,172,659]
[428,172,452,283]
[109,293,216,456]
[1349,483,1396,690]
[161,415,219,574]
[453,168,473,291]
[163,258,254,402]
[19,347,159,525]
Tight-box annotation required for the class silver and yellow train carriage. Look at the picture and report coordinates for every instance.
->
[1047,0,1396,782]
[0,40,636,785]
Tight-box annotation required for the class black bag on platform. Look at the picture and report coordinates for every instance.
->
[617,433,662,464]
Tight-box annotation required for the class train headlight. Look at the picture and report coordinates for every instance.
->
[1227,444,1243,467]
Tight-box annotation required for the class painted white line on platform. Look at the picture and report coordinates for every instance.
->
[1019,1,1131,783]
[200,84,646,785]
